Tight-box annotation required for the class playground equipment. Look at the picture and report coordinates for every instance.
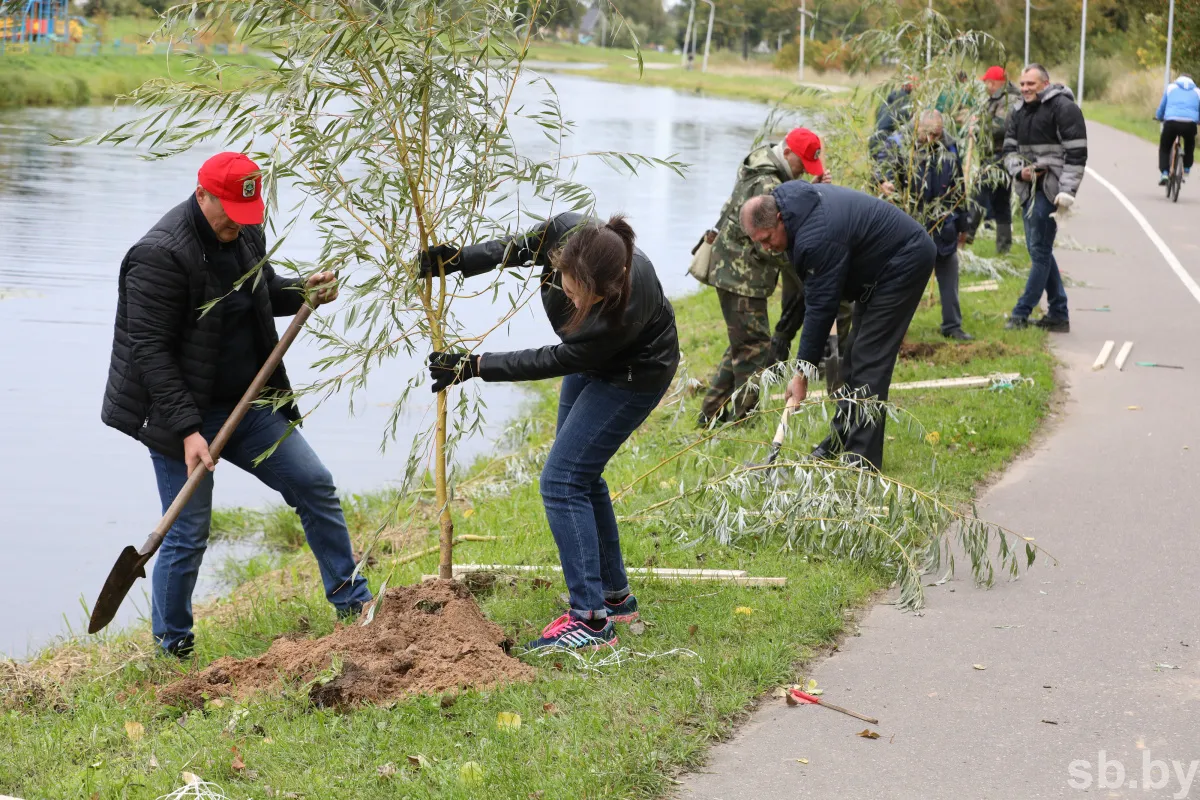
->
[1,0,84,51]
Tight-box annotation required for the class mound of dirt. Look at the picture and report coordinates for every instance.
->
[159,580,535,709]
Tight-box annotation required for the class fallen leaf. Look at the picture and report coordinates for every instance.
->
[263,737,274,744]
[973,664,987,671]
[497,711,522,731]
[796,758,809,764]
[208,698,225,709]
[124,720,145,743]
[1137,739,1146,750]
[459,761,484,786]
[148,754,159,770]
[90,794,99,800]
[1040,719,1058,725]
[925,431,941,445]
[245,769,259,781]
[734,606,754,616]
[1128,405,1142,411]
[231,754,245,773]
[463,508,475,518]
[182,772,201,785]
[805,678,818,692]
[785,692,800,706]
[407,754,429,769]
[857,729,881,740]
[542,703,560,715]
[1154,662,1181,671]
[628,620,646,636]
[687,624,698,638]
[377,763,397,778]
[529,793,545,800]
[771,687,788,698]
[552,661,563,671]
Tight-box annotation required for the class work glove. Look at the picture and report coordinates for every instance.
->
[1051,192,1075,220]
[428,351,480,393]
[768,334,791,366]
[417,243,463,279]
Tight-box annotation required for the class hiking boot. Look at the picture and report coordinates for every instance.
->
[1035,316,1070,333]
[1004,316,1030,330]
[603,594,639,623]
[996,222,1013,255]
[524,614,617,651]
[943,328,974,341]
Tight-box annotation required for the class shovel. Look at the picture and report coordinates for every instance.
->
[87,302,314,634]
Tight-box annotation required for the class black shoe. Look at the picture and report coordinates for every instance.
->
[1004,316,1030,330]
[162,635,195,660]
[1035,316,1070,333]
[809,443,837,461]
[337,601,365,623]
[943,329,974,341]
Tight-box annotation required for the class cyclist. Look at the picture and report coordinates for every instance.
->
[1155,74,1200,186]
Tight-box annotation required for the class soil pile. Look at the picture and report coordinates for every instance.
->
[159,580,535,708]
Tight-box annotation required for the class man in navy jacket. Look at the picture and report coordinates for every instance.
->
[739,181,935,469]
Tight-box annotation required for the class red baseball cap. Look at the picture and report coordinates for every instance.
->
[197,152,265,226]
[981,66,1007,82]
[784,127,825,178]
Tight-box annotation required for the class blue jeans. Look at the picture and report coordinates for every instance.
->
[149,406,371,653]
[540,374,667,620]
[1012,190,1069,320]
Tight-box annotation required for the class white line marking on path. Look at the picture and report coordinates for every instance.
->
[1085,166,1200,305]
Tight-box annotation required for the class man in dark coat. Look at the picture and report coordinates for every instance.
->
[739,181,935,469]
[102,152,371,656]
[877,109,973,340]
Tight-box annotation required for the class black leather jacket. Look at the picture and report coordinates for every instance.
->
[448,213,679,393]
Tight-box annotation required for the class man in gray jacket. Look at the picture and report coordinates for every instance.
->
[1002,63,1088,333]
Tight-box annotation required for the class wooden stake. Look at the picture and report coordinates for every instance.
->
[1092,340,1115,371]
[394,536,498,567]
[429,564,786,587]
[1115,341,1134,371]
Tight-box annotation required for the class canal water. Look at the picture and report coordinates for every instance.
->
[0,71,792,656]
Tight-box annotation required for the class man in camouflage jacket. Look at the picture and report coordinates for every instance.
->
[701,127,838,424]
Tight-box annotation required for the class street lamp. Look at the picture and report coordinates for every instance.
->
[1024,0,1030,66]
[700,0,715,73]
[681,0,696,69]
[926,0,932,66]
[1165,0,1177,90]
[798,1,814,83]
[1077,0,1088,104]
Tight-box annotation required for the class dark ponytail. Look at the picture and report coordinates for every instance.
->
[554,213,636,334]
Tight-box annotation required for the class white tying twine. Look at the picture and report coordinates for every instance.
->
[155,777,231,800]
[530,646,700,672]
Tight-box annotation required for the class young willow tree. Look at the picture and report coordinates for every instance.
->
[91,0,679,578]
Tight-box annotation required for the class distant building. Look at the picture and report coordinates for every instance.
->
[578,2,604,45]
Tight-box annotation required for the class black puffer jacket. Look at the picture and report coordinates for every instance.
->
[447,213,679,393]
[102,199,305,459]
[773,181,933,368]
[1003,83,1088,204]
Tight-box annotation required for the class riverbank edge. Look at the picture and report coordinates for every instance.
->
[0,53,270,110]
[1,233,1057,797]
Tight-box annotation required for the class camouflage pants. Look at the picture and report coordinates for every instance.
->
[701,289,772,421]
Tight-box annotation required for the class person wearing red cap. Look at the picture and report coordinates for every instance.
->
[695,126,848,425]
[101,152,372,657]
[970,66,1021,254]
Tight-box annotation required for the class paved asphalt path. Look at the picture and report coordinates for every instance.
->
[681,121,1200,799]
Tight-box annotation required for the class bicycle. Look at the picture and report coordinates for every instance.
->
[1166,131,1185,203]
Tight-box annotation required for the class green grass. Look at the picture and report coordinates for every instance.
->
[0,53,267,109]
[1084,101,1159,144]
[0,233,1053,799]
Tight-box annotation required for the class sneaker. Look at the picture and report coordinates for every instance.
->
[942,328,974,341]
[524,614,617,651]
[1034,316,1070,333]
[1004,316,1030,330]
[1160,172,1170,186]
[603,594,639,623]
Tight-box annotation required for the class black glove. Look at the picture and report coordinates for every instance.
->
[428,351,480,393]
[418,243,463,279]
[768,334,791,365]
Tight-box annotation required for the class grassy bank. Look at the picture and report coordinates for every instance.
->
[0,53,267,110]
[0,227,1054,798]
[1084,101,1159,144]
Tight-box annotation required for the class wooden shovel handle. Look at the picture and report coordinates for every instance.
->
[137,302,314,556]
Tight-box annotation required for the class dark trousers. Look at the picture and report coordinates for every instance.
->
[818,236,936,470]
[1013,191,1068,321]
[934,250,963,335]
[1159,120,1197,173]
[540,374,668,619]
[702,289,772,420]
[972,173,1013,227]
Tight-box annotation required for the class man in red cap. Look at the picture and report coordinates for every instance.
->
[101,151,372,657]
[695,126,849,425]
[971,66,1021,254]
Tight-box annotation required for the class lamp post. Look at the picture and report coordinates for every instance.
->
[1024,0,1030,66]
[701,0,715,73]
[926,0,932,66]
[799,0,807,82]
[1077,0,1088,104]
[681,0,696,68]
[1165,0,1177,90]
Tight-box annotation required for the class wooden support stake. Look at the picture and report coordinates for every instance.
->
[1115,341,1134,371]
[1092,340,1115,371]
[772,372,1021,401]
[394,536,497,566]
[427,565,786,587]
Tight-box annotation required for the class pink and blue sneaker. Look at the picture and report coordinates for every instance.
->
[603,593,639,623]
[524,613,617,651]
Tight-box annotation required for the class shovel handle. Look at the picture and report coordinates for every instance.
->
[138,303,314,556]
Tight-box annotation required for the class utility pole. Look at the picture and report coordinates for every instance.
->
[799,0,806,83]
[681,0,696,68]
[1165,0,1177,90]
[1024,0,1030,66]
[701,0,715,73]
[926,0,932,66]
[1077,0,1088,104]
[778,31,783,52]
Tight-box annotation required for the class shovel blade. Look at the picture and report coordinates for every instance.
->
[87,545,149,634]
